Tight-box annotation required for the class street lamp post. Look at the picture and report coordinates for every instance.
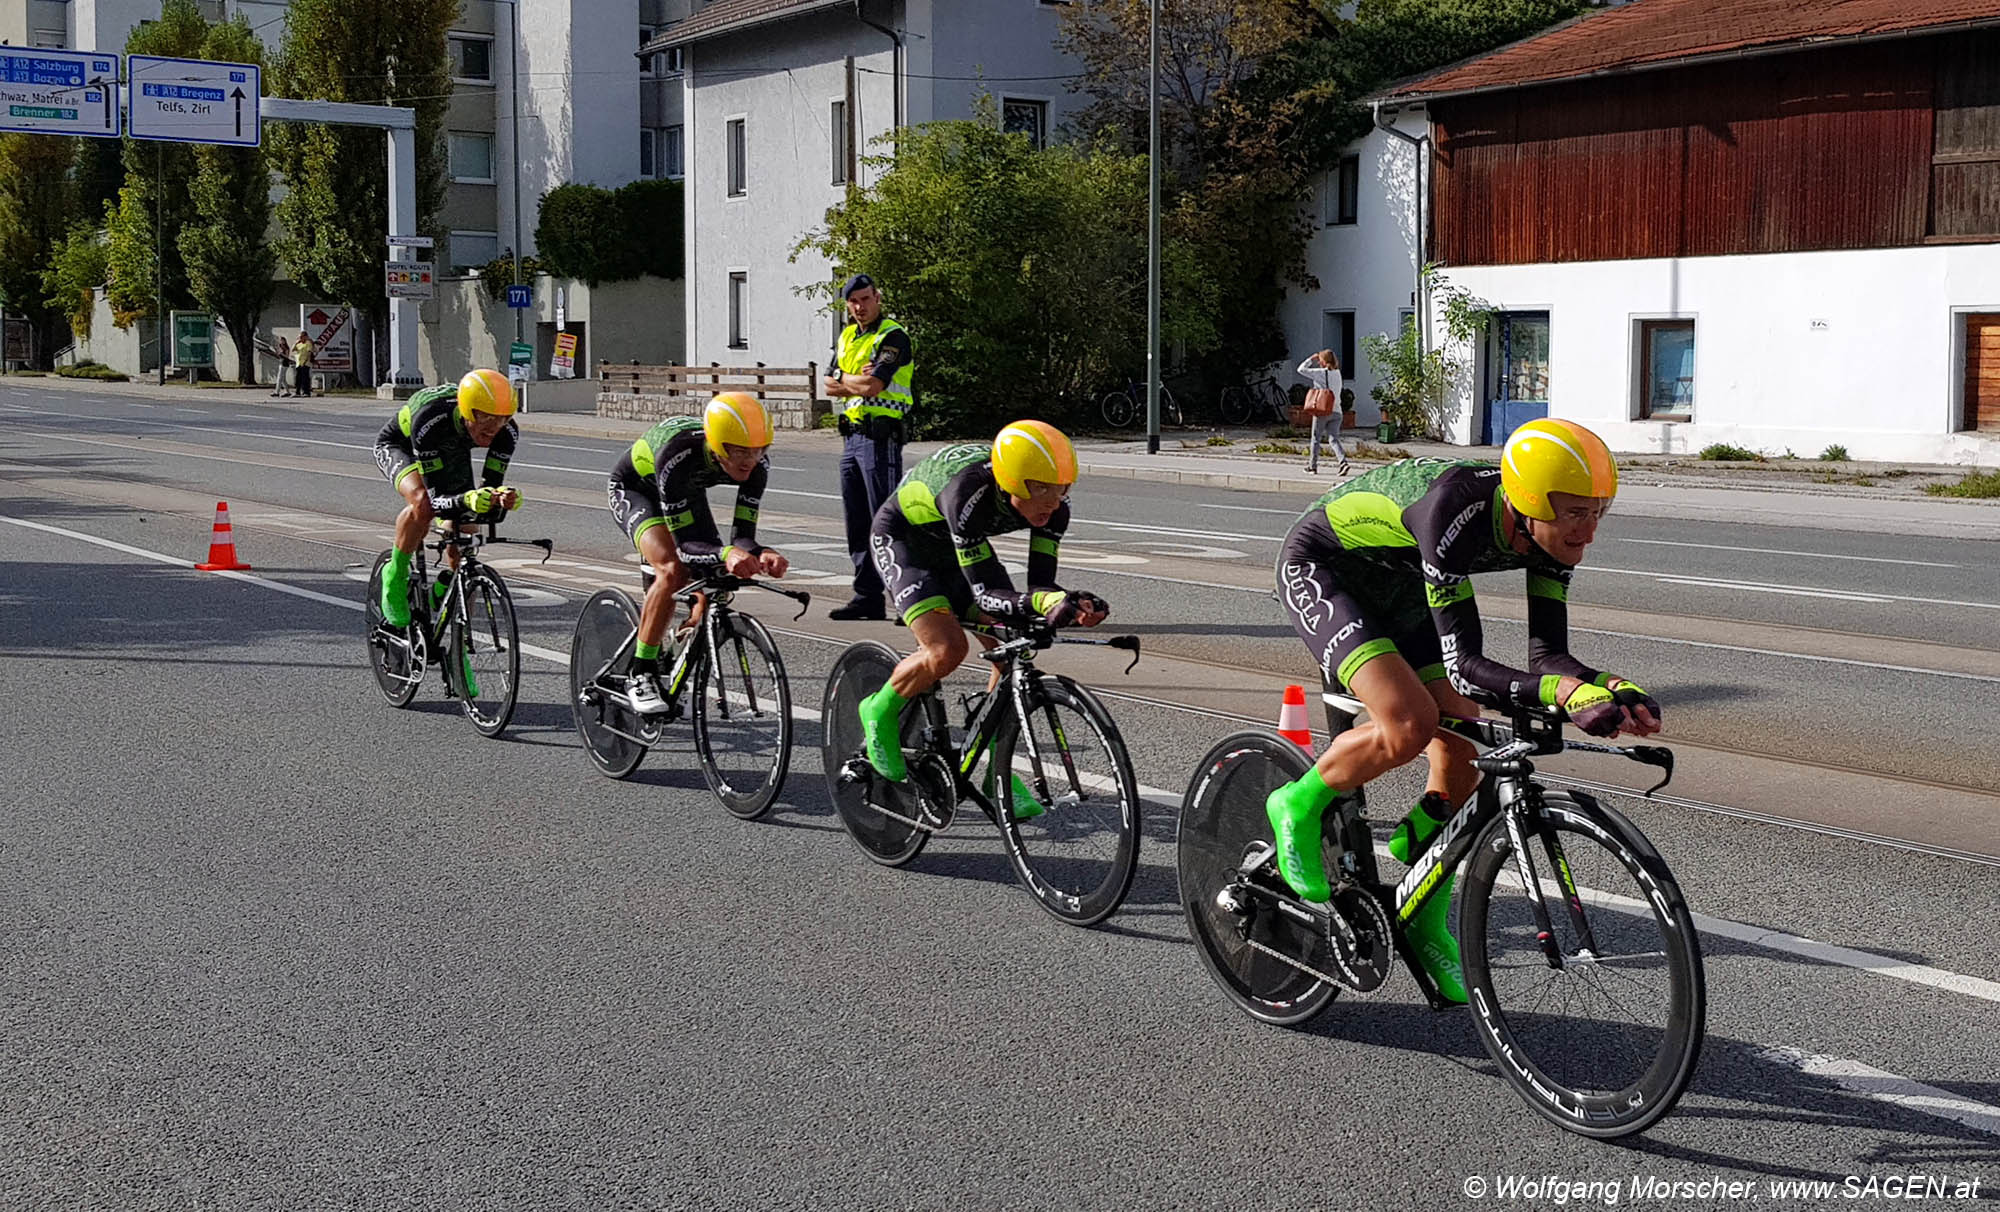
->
[1145,0,1161,454]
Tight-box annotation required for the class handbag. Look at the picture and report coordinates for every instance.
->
[1301,386,1337,418]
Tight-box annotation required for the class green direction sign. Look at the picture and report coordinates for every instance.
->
[171,311,215,368]
[11,105,77,120]
[508,341,533,366]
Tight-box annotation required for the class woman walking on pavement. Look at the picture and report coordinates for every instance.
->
[1299,349,1349,476]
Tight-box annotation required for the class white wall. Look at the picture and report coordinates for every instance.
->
[1280,110,1428,426]
[516,0,642,258]
[684,17,896,374]
[1437,243,2000,464]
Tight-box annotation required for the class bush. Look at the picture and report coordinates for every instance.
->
[1698,443,1763,461]
[478,253,543,301]
[55,360,128,381]
[533,178,684,287]
[1924,469,2000,498]
[1820,444,1849,462]
[1205,434,1234,446]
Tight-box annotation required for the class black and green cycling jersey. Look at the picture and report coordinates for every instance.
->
[371,383,519,512]
[874,442,1069,622]
[1282,457,1600,707]
[606,415,768,567]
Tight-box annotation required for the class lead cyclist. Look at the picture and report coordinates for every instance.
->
[1266,419,1661,1003]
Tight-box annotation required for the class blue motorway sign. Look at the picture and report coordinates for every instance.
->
[0,49,120,138]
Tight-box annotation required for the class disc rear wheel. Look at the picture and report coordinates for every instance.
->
[364,551,419,707]
[570,589,648,779]
[1176,731,1343,1026]
[822,641,930,867]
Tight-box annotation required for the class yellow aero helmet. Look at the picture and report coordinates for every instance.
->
[1501,418,1618,521]
[456,368,516,421]
[705,392,773,457]
[991,420,1078,499]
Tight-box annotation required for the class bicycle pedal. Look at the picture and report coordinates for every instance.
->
[1236,840,1276,877]
[837,757,872,785]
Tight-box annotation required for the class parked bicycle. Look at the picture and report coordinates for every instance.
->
[823,623,1144,927]
[1099,378,1183,430]
[1216,374,1292,427]
[1176,686,1704,1139]
[570,568,809,819]
[363,518,552,738]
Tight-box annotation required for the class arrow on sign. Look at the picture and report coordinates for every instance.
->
[231,87,245,137]
[97,76,112,131]
[307,309,329,325]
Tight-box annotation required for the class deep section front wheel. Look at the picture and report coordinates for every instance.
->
[455,567,520,737]
[692,611,793,820]
[1459,791,1706,1139]
[821,640,929,867]
[991,677,1141,927]
[570,589,648,779]
[1176,730,1342,1027]
[364,551,419,707]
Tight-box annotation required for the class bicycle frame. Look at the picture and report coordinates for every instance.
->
[580,572,809,731]
[375,522,550,698]
[1314,688,1674,1002]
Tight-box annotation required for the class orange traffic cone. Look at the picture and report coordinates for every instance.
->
[195,501,251,571]
[1277,684,1313,749]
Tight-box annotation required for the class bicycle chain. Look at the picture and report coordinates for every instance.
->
[1243,935,1354,991]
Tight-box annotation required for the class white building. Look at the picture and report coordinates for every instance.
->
[649,0,1088,375]
[1293,0,2000,464]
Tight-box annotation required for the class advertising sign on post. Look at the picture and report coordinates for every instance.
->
[384,262,435,300]
[170,311,215,368]
[550,332,578,380]
[297,305,354,373]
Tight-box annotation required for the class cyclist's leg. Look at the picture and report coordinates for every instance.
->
[857,524,968,780]
[374,439,431,627]
[635,524,687,653]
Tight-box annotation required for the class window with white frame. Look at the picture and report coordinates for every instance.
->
[662,125,684,179]
[1326,154,1358,225]
[1639,320,1695,420]
[726,118,747,196]
[449,131,494,183]
[728,272,748,348]
[449,231,499,273]
[448,35,491,83]
[1002,97,1048,150]
[831,99,848,185]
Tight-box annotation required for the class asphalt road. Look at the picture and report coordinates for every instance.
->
[2,383,1997,1209]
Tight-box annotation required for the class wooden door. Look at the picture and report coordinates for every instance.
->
[1967,314,2000,431]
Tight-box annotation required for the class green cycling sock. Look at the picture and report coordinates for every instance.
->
[635,639,662,661]
[1265,767,1342,903]
[859,682,910,781]
[1389,793,1451,863]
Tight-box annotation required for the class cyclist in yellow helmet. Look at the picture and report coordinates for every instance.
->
[371,368,523,628]
[606,392,789,715]
[1265,418,1659,1004]
[852,420,1108,818]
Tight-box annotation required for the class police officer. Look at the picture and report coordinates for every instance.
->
[824,273,915,620]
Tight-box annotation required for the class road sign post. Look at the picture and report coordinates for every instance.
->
[0,49,119,138]
[550,332,578,380]
[127,55,261,146]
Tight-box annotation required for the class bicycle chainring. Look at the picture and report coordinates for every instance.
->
[909,753,957,832]
[1321,883,1394,994]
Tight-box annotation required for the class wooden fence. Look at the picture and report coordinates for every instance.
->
[595,362,825,429]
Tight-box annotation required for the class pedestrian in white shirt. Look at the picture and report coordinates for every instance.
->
[1297,349,1349,476]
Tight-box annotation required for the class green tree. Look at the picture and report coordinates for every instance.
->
[796,111,1219,436]
[105,0,211,330]
[179,18,275,383]
[271,0,455,381]
[0,133,77,368]
[533,179,685,287]
[42,224,109,341]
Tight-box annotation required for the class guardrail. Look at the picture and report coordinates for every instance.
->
[596,362,826,429]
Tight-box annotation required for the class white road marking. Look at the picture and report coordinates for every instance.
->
[1615,537,1959,568]
[8,508,2000,1024]
[1593,566,1999,612]
[1758,1046,2000,1139]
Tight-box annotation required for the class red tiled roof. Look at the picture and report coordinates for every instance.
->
[1376,0,2000,102]
[643,0,854,51]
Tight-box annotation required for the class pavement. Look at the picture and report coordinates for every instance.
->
[11,371,2000,540]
